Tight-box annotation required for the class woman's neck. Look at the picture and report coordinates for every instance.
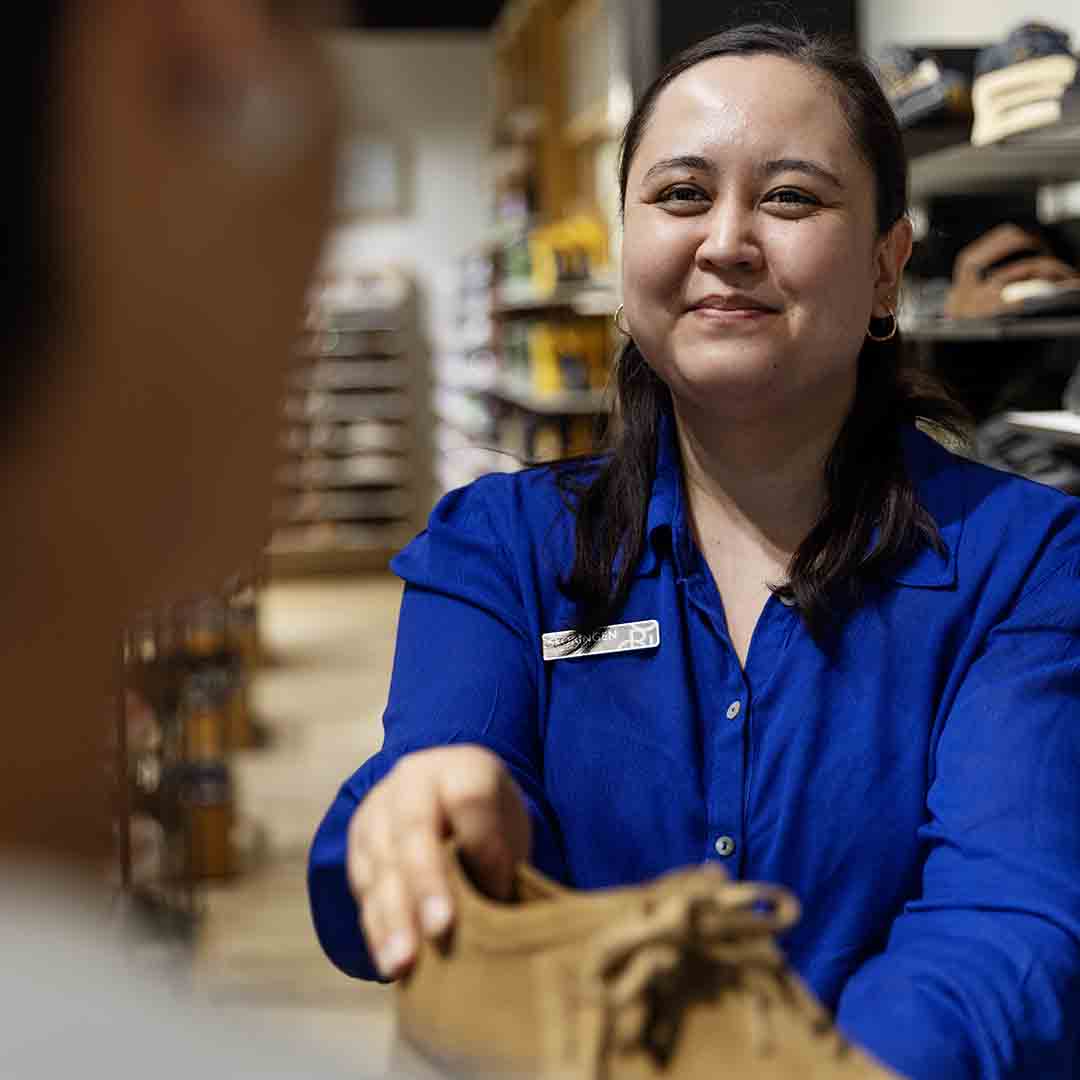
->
[672,395,847,565]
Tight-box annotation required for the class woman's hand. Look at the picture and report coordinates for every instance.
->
[346,745,532,978]
[945,223,1080,319]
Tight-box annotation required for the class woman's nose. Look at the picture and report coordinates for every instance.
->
[695,197,764,275]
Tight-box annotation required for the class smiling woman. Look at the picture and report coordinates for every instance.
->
[310,23,1080,1080]
[564,25,969,649]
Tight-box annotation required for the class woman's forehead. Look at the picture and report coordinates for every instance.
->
[634,54,855,170]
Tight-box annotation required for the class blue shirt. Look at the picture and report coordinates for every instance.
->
[309,416,1080,1079]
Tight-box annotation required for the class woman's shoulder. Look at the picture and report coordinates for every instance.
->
[430,457,607,535]
[393,457,607,581]
[909,426,1080,583]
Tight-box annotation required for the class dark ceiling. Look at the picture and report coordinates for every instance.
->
[347,1,506,30]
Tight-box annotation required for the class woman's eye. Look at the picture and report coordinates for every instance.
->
[767,189,818,207]
[659,185,707,205]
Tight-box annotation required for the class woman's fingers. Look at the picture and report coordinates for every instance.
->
[391,768,457,936]
[441,760,530,901]
[365,862,418,977]
[345,745,531,978]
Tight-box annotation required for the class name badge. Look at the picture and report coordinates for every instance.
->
[542,619,660,661]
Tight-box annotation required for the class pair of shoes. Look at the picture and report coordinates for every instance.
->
[391,845,900,1079]
[876,46,971,129]
[972,22,1079,145]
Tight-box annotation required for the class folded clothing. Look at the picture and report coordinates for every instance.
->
[972,22,1078,145]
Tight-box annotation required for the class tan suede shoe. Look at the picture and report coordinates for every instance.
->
[393,848,900,1079]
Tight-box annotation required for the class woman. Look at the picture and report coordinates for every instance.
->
[310,25,1080,1079]
[6,2,357,1076]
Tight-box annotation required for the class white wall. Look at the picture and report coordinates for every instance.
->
[322,34,493,347]
[860,0,1080,60]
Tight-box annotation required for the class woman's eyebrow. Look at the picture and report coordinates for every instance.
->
[641,155,715,184]
[641,154,844,191]
[761,158,844,189]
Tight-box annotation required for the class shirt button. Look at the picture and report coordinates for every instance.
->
[726,700,741,720]
[715,835,736,857]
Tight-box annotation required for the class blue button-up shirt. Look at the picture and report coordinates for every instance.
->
[309,416,1080,1079]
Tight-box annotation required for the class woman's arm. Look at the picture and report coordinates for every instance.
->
[836,551,1080,1078]
[308,478,568,981]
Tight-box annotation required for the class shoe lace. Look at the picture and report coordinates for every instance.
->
[578,880,841,1076]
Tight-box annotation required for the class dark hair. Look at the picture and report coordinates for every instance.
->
[558,23,969,642]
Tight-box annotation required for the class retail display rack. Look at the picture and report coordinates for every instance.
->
[903,116,1080,451]
[115,568,263,945]
[433,0,631,497]
[272,268,422,572]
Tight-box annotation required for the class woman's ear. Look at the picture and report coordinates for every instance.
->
[873,216,913,316]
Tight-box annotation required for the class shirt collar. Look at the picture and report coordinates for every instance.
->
[635,411,961,589]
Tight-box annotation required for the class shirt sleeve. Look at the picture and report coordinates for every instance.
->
[307,478,568,981]
[836,551,1080,1078]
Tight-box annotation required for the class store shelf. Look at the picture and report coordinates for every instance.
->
[909,128,1080,200]
[281,421,410,456]
[283,391,412,424]
[494,280,619,317]
[296,327,405,355]
[276,455,410,489]
[275,268,422,568]
[269,521,414,555]
[274,488,412,523]
[489,376,609,415]
[903,316,1080,342]
[288,360,410,392]
[1002,410,1080,446]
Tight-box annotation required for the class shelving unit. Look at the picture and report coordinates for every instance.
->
[271,269,421,572]
[909,131,1080,200]
[904,315,1080,342]
[903,115,1080,469]
[117,572,265,944]
[428,0,631,501]
[1003,410,1080,444]
[490,375,608,415]
[494,278,620,316]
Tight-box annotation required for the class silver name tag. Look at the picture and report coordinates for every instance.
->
[542,619,660,661]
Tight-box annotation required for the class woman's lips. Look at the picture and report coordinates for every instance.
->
[690,304,777,323]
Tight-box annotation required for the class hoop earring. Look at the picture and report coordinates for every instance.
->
[613,304,631,336]
[867,308,897,343]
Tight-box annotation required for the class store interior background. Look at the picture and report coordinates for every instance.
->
[117,0,1080,1074]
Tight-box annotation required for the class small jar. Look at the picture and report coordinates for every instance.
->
[182,675,228,762]
[177,762,235,881]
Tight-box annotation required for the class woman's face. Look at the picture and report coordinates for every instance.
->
[621,54,908,427]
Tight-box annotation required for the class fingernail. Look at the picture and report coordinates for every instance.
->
[377,930,414,976]
[420,895,453,936]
